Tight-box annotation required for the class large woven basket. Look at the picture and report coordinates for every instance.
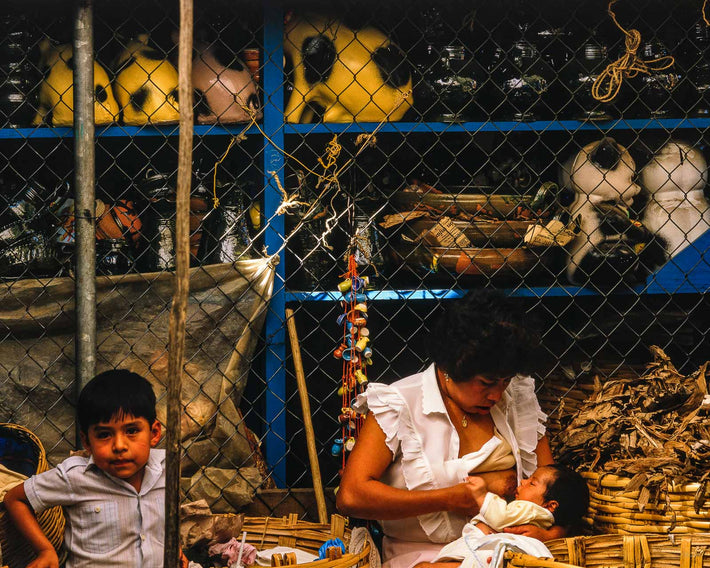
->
[241,514,371,568]
[0,423,65,568]
[505,533,710,568]
[583,471,710,534]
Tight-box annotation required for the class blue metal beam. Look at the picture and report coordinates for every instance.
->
[262,0,287,487]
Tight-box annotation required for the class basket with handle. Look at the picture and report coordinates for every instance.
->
[504,533,710,568]
[0,423,65,568]
[241,514,371,568]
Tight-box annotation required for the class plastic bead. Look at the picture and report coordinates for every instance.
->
[354,369,368,385]
[362,347,373,359]
[353,302,368,313]
[353,317,367,327]
[338,279,352,293]
[355,337,369,352]
[333,344,346,358]
[360,327,370,337]
[344,437,356,451]
[330,439,343,456]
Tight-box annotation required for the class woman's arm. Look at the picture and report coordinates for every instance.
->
[534,435,555,467]
[4,483,59,568]
[336,413,486,520]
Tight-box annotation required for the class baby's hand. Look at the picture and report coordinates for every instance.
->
[26,548,59,568]
[464,475,488,500]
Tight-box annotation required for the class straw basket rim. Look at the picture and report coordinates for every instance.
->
[0,422,65,564]
[240,514,372,568]
[581,471,710,535]
[504,532,710,568]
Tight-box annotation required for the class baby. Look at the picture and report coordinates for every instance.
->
[433,464,589,564]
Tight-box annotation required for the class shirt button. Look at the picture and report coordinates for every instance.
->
[94,506,101,513]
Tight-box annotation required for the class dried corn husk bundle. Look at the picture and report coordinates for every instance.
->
[539,364,645,450]
[557,346,710,512]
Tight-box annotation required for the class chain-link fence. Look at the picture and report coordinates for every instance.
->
[0,0,709,528]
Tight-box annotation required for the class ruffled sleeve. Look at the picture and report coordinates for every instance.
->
[353,378,464,542]
[505,376,547,478]
[353,383,406,458]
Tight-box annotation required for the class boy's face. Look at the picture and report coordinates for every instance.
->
[514,466,555,506]
[81,412,161,491]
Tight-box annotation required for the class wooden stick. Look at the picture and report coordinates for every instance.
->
[165,0,193,566]
[286,307,328,523]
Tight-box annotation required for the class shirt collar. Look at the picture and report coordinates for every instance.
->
[421,362,447,416]
[83,448,165,494]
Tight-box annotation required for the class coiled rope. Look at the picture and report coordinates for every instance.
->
[592,0,675,103]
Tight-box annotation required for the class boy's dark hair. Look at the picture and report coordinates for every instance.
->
[77,370,157,435]
[428,290,541,381]
[542,464,590,527]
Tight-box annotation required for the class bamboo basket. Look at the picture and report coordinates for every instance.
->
[504,533,710,568]
[0,423,65,568]
[583,471,710,534]
[241,514,371,568]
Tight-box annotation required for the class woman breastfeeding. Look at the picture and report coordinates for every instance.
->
[336,290,563,568]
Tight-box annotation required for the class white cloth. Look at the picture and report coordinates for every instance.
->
[435,494,554,563]
[25,448,166,568]
[437,533,552,568]
[352,363,546,564]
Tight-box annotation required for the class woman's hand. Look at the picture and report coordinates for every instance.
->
[26,548,59,568]
[503,524,566,541]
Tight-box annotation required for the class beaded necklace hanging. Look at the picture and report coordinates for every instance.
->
[332,254,372,464]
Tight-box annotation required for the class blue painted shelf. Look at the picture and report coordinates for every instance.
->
[3,117,709,139]
[286,229,710,301]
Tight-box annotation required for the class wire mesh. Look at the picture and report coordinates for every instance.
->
[0,0,707,532]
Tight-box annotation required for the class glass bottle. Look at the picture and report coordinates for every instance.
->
[136,170,176,272]
[0,12,38,127]
[422,44,479,122]
[684,22,710,117]
[490,37,553,121]
[633,39,681,118]
[416,5,480,122]
[96,238,134,275]
[563,38,614,121]
[197,180,251,265]
[535,27,573,119]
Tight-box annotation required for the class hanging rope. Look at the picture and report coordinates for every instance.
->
[592,0,675,103]
[704,0,710,26]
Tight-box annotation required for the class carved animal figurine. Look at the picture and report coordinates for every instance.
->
[33,38,118,126]
[284,13,413,122]
[640,141,710,258]
[113,34,179,125]
[560,137,658,287]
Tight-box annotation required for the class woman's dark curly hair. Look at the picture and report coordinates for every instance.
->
[428,289,541,381]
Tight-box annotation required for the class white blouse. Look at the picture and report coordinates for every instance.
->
[353,363,547,545]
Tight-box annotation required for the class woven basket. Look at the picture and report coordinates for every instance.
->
[504,533,710,568]
[241,514,371,568]
[583,471,710,534]
[0,423,65,568]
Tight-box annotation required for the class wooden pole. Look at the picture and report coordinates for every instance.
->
[285,307,328,523]
[165,0,193,565]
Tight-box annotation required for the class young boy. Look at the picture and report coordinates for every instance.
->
[432,464,589,564]
[4,370,168,568]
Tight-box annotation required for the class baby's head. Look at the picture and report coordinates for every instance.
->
[516,464,589,527]
[78,370,160,487]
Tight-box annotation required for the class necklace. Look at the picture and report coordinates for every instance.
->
[441,369,470,428]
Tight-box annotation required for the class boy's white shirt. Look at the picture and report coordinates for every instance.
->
[25,447,165,568]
